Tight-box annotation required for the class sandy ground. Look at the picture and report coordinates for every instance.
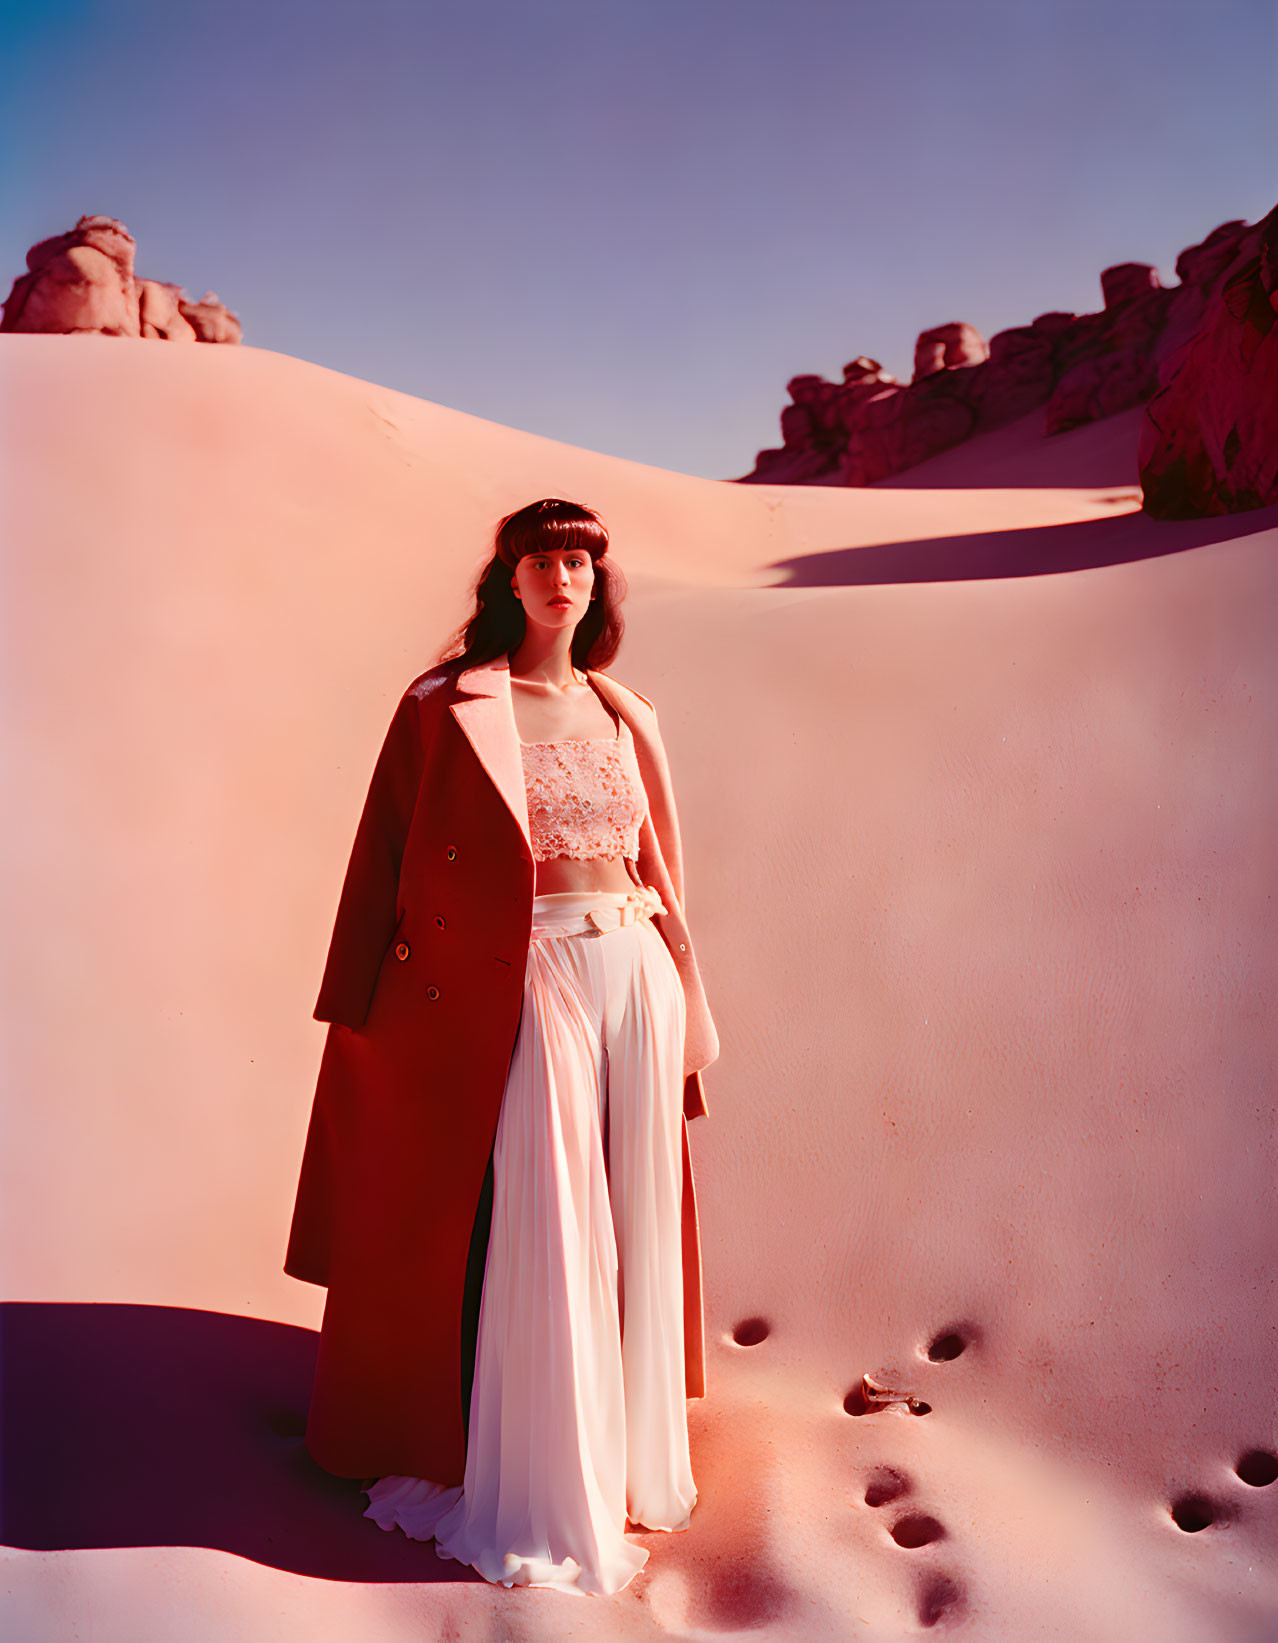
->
[2,333,1276,1642]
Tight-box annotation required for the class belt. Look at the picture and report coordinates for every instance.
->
[584,885,669,933]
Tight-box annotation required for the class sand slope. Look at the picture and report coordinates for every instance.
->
[3,334,1276,1642]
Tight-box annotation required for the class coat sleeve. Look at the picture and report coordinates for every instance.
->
[637,701,712,1121]
[313,688,425,1031]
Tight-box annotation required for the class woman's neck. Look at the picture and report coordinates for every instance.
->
[507,634,583,690]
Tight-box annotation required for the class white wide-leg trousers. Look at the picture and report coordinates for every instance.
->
[363,886,696,1596]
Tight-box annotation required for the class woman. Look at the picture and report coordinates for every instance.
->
[284,498,720,1596]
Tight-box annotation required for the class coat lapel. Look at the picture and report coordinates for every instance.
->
[449,652,681,913]
[449,654,533,860]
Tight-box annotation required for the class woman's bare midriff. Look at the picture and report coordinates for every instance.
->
[534,853,639,895]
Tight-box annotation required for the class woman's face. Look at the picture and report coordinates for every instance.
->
[511,546,596,633]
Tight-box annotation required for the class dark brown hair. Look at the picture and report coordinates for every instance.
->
[438,498,627,673]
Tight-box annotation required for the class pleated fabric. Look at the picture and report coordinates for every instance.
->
[363,886,695,1596]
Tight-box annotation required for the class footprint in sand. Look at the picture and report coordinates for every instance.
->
[1235,1448,1278,1488]
[892,1516,967,1627]
[849,1331,978,1624]
[1168,1445,1277,1532]
[917,1571,967,1628]
[889,1512,947,1548]
[923,1321,981,1363]
[863,1465,911,1508]
[845,1315,982,1417]
[1169,1493,1229,1532]
[843,1376,931,1416]
[863,1468,967,1626]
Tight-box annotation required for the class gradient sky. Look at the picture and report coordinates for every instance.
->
[3,0,1275,479]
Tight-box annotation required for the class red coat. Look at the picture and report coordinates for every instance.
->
[284,652,719,1483]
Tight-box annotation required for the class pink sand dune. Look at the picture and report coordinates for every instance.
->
[3,334,1276,1642]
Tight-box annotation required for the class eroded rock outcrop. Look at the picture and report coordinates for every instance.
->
[740,214,1265,496]
[1138,202,1278,517]
[1,214,241,342]
[913,323,987,381]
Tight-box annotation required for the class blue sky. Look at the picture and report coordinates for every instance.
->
[2,0,1274,478]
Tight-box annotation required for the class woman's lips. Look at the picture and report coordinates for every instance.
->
[548,598,571,607]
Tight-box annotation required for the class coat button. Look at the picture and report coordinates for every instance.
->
[434,914,446,929]
[446,846,458,861]
[426,985,440,1000]
[395,941,410,961]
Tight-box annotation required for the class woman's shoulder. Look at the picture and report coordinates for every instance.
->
[593,670,659,718]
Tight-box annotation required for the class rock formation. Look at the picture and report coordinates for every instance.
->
[739,213,1266,504]
[913,323,987,381]
[0,214,240,343]
[1138,201,1278,518]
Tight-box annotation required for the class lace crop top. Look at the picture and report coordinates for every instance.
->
[520,715,649,863]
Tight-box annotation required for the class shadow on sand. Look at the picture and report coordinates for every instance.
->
[1,1301,474,1584]
[769,503,1278,588]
